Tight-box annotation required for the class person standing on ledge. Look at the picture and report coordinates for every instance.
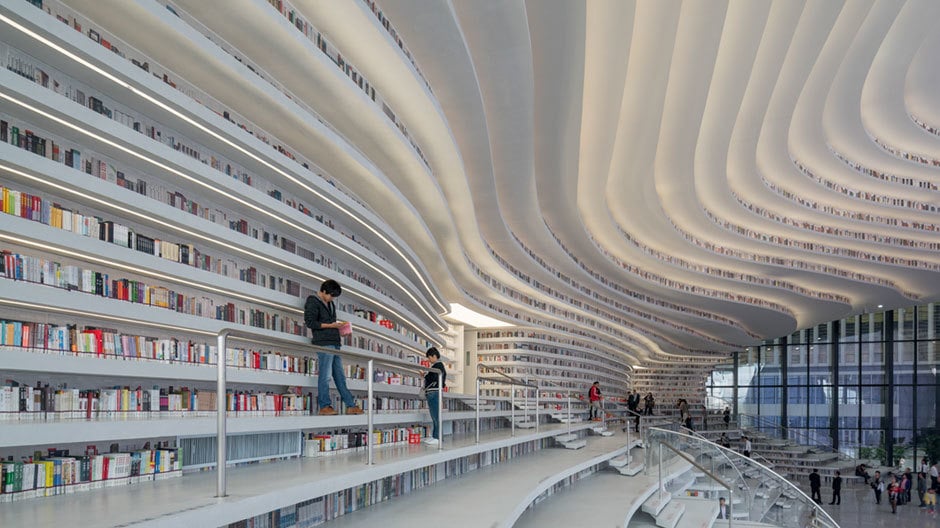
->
[588,381,603,421]
[304,279,362,416]
[423,347,447,445]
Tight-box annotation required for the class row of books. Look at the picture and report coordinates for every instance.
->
[3,32,389,267]
[0,319,422,387]
[4,50,424,323]
[0,447,181,502]
[301,426,429,457]
[0,248,306,334]
[0,381,447,421]
[1,162,412,340]
[0,104,394,300]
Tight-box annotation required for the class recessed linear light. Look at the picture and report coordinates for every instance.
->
[444,303,513,328]
[877,304,884,308]
[0,12,447,322]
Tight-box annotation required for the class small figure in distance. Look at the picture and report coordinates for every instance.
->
[723,406,731,428]
[304,279,363,416]
[829,470,842,505]
[588,381,603,421]
[718,432,731,449]
[422,347,446,446]
[855,463,870,485]
[717,497,730,519]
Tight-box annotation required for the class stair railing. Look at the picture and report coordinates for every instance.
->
[475,364,538,442]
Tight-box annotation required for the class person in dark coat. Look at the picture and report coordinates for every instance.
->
[809,468,822,503]
[829,470,842,505]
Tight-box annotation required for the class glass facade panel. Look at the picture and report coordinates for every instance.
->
[708,302,940,463]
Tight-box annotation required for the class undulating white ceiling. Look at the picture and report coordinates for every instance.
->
[83,0,940,365]
[370,0,940,363]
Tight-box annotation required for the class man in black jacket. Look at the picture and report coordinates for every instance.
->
[422,347,447,445]
[829,470,842,505]
[304,279,362,416]
[809,468,822,503]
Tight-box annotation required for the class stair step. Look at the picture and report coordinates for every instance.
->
[560,439,587,450]
[655,501,685,528]
[619,460,644,476]
[554,433,578,442]
[642,491,672,516]
[609,454,631,467]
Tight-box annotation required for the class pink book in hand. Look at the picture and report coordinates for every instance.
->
[338,322,353,336]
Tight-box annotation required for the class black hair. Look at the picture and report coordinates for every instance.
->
[426,346,440,359]
[593,381,599,385]
[320,279,342,297]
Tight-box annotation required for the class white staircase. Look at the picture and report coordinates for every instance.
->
[553,433,587,450]
[550,413,583,424]
[655,501,686,528]
[618,458,645,476]
[609,454,631,468]
[591,424,614,437]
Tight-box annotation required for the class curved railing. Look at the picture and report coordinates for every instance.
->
[739,413,857,465]
[646,427,839,528]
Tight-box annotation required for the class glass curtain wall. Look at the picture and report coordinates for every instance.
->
[712,303,940,465]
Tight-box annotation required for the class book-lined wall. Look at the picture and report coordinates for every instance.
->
[631,366,709,413]
[473,329,629,408]
[1,0,449,332]
[0,0,466,510]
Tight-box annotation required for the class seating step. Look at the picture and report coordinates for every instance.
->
[609,454,631,468]
[559,439,587,450]
[554,433,578,443]
[515,422,537,429]
[642,490,672,516]
[655,501,686,528]
[619,460,644,476]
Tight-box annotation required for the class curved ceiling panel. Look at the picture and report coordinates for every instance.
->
[138,0,940,366]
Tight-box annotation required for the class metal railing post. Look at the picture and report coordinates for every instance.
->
[367,359,374,465]
[524,381,529,427]
[729,487,734,528]
[475,377,481,444]
[510,386,516,437]
[535,385,540,432]
[659,442,663,500]
[437,385,443,452]
[566,390,571,436]
[215,330,227,497]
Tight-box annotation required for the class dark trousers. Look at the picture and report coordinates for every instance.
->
[811,487,821,503]
[875,489,882,504]
[830,490,841,504]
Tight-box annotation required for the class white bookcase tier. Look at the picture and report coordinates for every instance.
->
[0,0,443,319]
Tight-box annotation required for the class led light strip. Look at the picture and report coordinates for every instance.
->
[0,9,447,325]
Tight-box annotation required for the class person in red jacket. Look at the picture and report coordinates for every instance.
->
[588,381,603,421]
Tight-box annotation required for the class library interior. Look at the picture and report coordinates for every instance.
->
[1,1,939,527]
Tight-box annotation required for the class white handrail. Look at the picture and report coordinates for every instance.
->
[215,328,443,497]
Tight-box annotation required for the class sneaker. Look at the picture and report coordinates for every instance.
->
[318,406,337,416]
[345,406,363,415]
[423,438,439,445]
